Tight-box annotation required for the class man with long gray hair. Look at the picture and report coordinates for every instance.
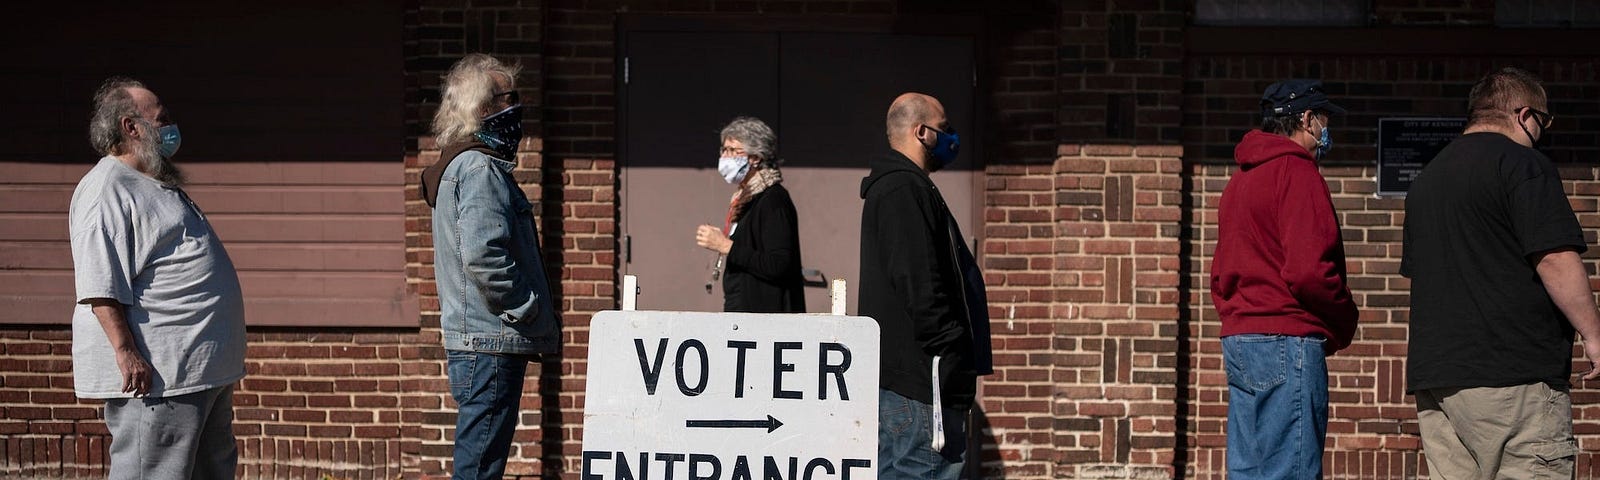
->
[421,54,560,479]
[70,77,246,479]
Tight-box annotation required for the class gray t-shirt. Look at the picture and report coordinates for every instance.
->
[69,157,246,399]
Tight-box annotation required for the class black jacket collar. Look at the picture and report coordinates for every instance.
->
[860,150,931,199]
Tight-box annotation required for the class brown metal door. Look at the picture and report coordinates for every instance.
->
[620,27,979,314]
[620,31,782,313]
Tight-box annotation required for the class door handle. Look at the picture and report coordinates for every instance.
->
[801,268,828,288]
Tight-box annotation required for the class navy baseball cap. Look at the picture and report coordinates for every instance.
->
[1261,79,1346,117]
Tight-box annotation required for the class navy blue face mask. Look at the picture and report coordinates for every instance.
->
[475,104,524,159]
[921,124,960,171]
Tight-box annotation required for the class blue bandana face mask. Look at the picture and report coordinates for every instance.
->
[474,105,524,159]
[922,124,960,171]
[156,124,181,159]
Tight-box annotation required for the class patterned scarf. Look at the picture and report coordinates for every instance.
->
[724,166,783,231]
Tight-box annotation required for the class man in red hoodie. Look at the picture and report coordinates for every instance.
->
[1210,79,1359,480]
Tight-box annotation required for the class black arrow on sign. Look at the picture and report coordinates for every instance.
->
[685,415,784,433]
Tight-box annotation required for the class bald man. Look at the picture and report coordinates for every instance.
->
[859,93,992,479]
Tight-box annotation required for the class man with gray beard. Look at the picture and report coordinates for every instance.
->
[69,77,246,479]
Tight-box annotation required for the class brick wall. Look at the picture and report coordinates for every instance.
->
[410,0,545,142]
[541,155,617,477]
[0,324,449,479]
[0,329,100,479]
[1048,145,1186,480]
[1058,0,1185,144]
[1043,2,1190,479]
[1182,56,1600,167]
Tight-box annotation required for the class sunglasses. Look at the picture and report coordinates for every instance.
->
[492,90,521,105]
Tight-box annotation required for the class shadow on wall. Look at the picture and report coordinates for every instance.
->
[1172,145,1198,478]
[972,406,1006,479]
[540,148,568,479]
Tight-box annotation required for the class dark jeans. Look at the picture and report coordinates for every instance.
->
[878,388,966,480]
[448,350,529,480]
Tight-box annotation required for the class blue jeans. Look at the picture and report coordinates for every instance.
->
[448,350,529,480]
[878,389,966,480]
[1223,334,1328,480]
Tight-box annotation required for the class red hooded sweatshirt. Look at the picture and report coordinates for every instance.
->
[1211,130,1358,353]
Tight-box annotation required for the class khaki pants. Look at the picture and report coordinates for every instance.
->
[1415,383,1578,480]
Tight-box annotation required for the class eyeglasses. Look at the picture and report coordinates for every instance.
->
[1521,106,1554,129]
[492,90,520,105]
[921,124,956,136]
[128,111,174,126]
[719,147,748,157]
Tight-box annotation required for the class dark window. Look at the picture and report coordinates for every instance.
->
[0,1,404,164]
[1496,0,1600,28]
[1194,0,1367,26]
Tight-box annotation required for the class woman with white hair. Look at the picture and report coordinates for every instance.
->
[695,117,806,313]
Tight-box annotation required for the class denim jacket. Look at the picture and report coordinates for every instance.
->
[431,150,560,355]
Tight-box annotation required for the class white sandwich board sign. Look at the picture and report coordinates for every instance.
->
[581,310,880,480]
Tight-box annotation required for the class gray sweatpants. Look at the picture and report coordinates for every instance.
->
[105,385,236,480]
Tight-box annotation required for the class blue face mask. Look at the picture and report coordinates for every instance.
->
[922,125,960,171]
[156,124,182,159]
[474,105,524,159]
[1314,119,1332,159]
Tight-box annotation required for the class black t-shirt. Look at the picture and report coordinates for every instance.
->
[1402,132,1587,392]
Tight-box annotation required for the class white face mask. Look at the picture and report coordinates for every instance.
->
[718,156,750,184]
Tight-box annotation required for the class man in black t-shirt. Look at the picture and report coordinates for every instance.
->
[1403,67,1600,479]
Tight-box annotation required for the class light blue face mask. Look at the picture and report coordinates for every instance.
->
[718,155,750,184]
[156,124,181,159]
[1314,120,1332,159]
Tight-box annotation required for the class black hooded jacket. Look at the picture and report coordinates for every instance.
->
[858,150,992,411]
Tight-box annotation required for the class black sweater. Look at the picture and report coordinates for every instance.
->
[724,184,806,313]
[858,151,990,411]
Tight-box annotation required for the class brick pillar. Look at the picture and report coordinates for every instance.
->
[982,161,1065,479]
[1055,0,1186,477]
[548,157,617,478]
[1054,145,1183,479]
